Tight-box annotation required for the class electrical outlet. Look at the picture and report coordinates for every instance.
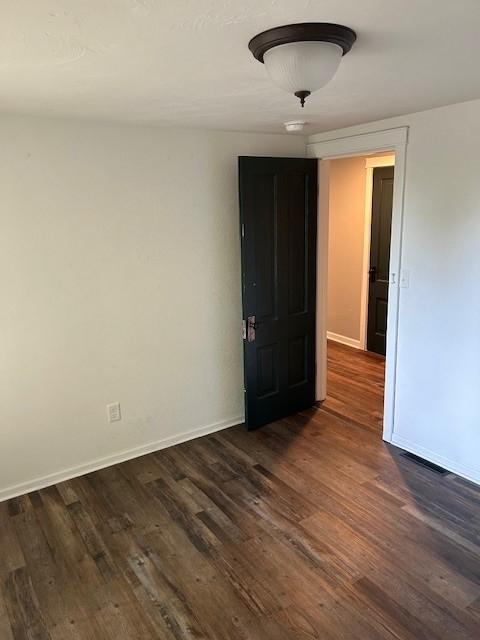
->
[107,402,121,422]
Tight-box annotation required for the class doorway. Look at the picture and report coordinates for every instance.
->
[325,153,395,354]
[321,153,394,432]
[238,127,407,437]
[312,126,408,443]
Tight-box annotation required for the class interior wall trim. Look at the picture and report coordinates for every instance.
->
[392,434,480,487]
[307,126,408,158]
[326,331,362,350]
[0,415,244,503]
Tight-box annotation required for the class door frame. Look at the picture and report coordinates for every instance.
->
[360,154,396,351]
[307,126,408,443]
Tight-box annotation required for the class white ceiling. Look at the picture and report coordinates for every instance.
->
[2,0,480,134]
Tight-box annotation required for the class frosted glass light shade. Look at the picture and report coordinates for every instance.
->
[263,41,343,94]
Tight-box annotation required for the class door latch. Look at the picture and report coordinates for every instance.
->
[247,315,257,343]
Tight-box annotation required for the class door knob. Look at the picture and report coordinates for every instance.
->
[369,266,377,283]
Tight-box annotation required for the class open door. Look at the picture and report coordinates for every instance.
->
[239,156,318,429]
[367,165,394,356]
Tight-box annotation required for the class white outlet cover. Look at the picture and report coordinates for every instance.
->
[107,402,121,422]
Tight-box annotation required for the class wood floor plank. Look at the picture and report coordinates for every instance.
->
[4,567,51,640]
[1,341,480,638]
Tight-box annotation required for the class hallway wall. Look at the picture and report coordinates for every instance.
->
[327,156,366,346]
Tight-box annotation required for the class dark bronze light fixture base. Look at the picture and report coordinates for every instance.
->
[294,91,311,107]
[248,23,357,63]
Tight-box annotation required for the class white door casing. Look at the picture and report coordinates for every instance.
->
[308,127,408,443]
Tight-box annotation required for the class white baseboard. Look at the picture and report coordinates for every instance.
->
[327,331,362,350]
[391,434,480,487]
[0,415,244,503]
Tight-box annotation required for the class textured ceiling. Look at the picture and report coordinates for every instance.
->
[1,0,480,133]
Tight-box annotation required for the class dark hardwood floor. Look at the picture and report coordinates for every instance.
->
[2,342,480,639]
[325,340,385,432]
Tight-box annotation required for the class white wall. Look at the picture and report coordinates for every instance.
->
[309,98,480,484]
[0,116,306,499]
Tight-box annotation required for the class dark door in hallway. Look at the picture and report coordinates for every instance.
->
[239,156,317,429]
[367,165,394,356]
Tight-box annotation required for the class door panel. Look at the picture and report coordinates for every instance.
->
[367,166,394,356]
[287,173,308,315]
[257,344,279,398]
[253,174,277,321]
[288,335,308,387]
[239,157,317,429]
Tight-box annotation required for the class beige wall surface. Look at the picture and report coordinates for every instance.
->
[327,156,366,342]
[0,116,306,499]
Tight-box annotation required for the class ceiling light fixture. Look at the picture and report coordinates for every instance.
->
[249,23,356,107]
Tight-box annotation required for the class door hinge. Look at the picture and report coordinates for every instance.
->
[242,320,247,340]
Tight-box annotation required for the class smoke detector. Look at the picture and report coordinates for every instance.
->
[284,120,307,133]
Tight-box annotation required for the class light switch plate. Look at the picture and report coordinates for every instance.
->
[400,269,410,288]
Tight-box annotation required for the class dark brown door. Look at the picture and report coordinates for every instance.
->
[367,166,394,356]
[239,156,317,429]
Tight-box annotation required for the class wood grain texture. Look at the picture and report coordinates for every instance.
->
[1,341,480,638]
